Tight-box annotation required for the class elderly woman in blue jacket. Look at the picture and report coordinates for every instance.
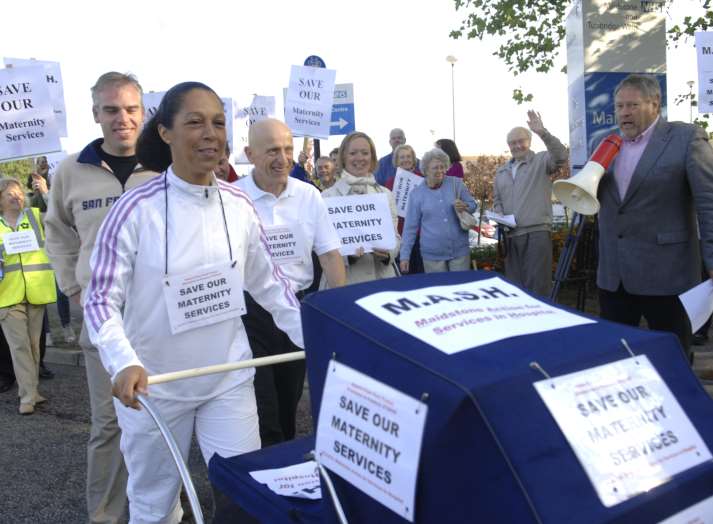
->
[399,148,477,273]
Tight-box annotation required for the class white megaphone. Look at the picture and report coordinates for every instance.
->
[552,134,623,215]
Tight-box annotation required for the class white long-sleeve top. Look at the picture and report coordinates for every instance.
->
[84,168,303,401]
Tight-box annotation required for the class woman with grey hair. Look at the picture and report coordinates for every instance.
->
[399,148,477,273]
[0,178,56,414]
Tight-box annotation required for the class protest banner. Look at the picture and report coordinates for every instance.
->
[142,91,164,121]
[233,95,275,164]
[325,194,396,256]
[534,355,712,507]
[4,57,67,137]
[45,150,66,182]
[696,32,713,114]
[0,66,61,161]
[284,65,336,139]
[316,361,427,522]
[392,168,423,218]
[356,276,594,354]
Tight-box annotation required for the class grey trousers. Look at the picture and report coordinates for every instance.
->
[423,254,472,273]
[80,323,129,524]
[504,230,552,297]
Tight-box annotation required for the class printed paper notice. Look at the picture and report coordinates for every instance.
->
[284,65,336,139]
[534,356,712,508]
[0,66,60,161]
[316,361,427,522]
[485,210,516,228]
[2,230,39,255]
[325,193,397,256]
[5,57,67,137]
[249,461,321,500]
[679,280,713,334]
[392,168,423,218]
[356,276,594,354]
[659,493,713,523]
[233,95,275,164]
[263,224,307,265]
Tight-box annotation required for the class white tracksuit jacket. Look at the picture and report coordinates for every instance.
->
[84,168,303,401]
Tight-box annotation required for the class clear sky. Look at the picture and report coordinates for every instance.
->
[2,0,703,162]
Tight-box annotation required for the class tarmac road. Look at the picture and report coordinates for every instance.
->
[0,348,313,523]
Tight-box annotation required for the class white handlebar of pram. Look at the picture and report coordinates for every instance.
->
[147,351,306,385]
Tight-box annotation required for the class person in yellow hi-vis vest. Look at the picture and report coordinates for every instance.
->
[0,178,56,415]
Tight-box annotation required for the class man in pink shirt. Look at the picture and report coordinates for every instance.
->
[596,74,713,360]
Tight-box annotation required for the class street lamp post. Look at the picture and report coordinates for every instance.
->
[446,55,457,142]
[687,80,695,123]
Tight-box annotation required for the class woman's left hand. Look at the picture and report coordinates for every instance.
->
[454,198,469,213]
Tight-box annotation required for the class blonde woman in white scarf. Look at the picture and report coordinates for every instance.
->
[321,132,400,285]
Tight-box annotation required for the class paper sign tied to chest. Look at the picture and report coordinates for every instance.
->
[3,230,39,255]
[316,361,427,522]
[325,193,396,256]
[263,224,306,266]
[534,356,712,507]
[162,261,246,335]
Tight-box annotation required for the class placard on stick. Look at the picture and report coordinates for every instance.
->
[4,57,67,137]
[0,66,60,161]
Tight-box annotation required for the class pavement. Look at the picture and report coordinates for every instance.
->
[0,304,313,524]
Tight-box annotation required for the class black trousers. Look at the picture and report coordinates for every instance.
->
[242,293,305,447]
[0,327,12,379]
[599,285,691,359]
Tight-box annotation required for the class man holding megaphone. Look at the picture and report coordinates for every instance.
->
[493,110,568,297]
[594,74,713,359]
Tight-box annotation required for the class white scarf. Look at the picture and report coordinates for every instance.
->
[340,170,381,195]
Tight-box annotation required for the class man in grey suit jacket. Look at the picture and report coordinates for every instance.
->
[597,74,713,357]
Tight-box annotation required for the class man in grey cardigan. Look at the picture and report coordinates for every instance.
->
[493,111,568,296]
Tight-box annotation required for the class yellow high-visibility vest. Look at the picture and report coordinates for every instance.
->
[0,207,57,307]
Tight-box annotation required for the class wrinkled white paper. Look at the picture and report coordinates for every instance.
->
[249,461,321,500]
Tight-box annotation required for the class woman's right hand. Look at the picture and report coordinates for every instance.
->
[113,365,148,410]
[399,260,410,273]
[31,173,48,195]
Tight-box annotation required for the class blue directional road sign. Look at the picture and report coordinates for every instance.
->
[330,83,355,136]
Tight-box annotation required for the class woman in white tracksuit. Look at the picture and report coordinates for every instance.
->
[84,82,302,523]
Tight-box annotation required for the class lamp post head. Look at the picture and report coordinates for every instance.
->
[446,55,458,66]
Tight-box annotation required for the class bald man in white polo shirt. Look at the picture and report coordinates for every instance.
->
[235,119,345,445]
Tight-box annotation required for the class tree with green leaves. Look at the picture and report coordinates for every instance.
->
[0,159,33,183]
[450,0,713,103]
